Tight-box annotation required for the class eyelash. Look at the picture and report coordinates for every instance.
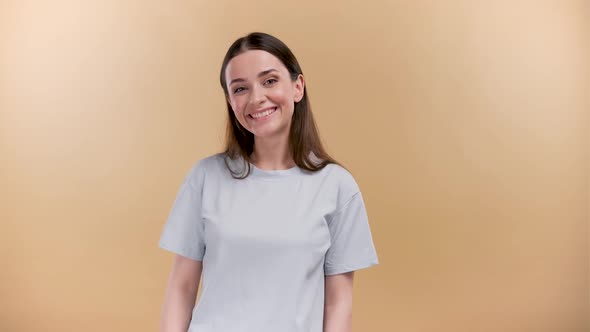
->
[233,78,278,94]
[264,78,278,85]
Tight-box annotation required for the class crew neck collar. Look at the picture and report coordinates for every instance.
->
[249,161,301,178]
[220,152,321,179]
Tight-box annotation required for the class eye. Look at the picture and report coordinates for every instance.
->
[233,86,246,94]
[264,78,278,85]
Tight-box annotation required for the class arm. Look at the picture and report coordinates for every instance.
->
[323,271,354,332]
[160,254,203,332]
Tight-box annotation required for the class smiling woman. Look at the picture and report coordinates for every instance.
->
[218,32,342,177]
[224,50,302,144]
[158,32,379,332]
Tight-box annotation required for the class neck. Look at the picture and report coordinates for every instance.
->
[250,133,295,170]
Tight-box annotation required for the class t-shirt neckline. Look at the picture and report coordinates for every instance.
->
[249,162,301,178]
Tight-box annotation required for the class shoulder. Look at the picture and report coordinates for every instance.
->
[321,163,359,190]
[183,152,227,188]
[317,162,361,208]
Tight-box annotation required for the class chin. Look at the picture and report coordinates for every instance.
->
[253,129,289,139]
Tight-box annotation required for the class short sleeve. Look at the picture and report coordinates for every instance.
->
[324,192,379,276]
[158,161,206,261]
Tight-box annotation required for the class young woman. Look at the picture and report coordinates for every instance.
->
[159,32,379,332]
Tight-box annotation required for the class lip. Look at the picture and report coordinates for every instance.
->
[249,106,277,118]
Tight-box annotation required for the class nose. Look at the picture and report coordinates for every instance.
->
[249,85,267,105]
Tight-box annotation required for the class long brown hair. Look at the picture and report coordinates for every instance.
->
[219,32,341,179]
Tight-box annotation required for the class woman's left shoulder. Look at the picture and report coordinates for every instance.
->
[319,162,361,195]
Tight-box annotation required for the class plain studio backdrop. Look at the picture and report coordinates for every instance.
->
[0,1,588,331]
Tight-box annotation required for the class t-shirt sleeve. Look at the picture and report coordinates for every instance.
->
[158,161,206,261]
[324,192,379,276]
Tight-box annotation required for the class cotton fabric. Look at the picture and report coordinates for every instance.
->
[159,153,379,332]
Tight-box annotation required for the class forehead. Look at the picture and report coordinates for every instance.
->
[225,50,288,81]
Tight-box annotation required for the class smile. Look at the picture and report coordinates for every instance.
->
[249,107,277,119]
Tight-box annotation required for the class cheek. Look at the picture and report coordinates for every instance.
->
[230,98,246,115]
[271,88,293,105]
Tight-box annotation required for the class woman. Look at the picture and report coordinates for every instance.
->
[159,32,379,332]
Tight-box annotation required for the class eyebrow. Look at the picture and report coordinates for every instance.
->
[229,69,279,86]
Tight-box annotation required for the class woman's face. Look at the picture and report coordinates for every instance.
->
[225,50,304,140]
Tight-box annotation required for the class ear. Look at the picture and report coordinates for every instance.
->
[293,74,305,103]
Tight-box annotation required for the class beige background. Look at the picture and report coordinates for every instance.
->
[1,0,588,331]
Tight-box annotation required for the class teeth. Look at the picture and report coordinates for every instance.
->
[251,108,276,119]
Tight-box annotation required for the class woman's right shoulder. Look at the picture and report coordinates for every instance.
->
[195,152,227,169]
[183,152,227,185]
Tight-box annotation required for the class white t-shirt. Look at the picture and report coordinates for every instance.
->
[158,152,379,332]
